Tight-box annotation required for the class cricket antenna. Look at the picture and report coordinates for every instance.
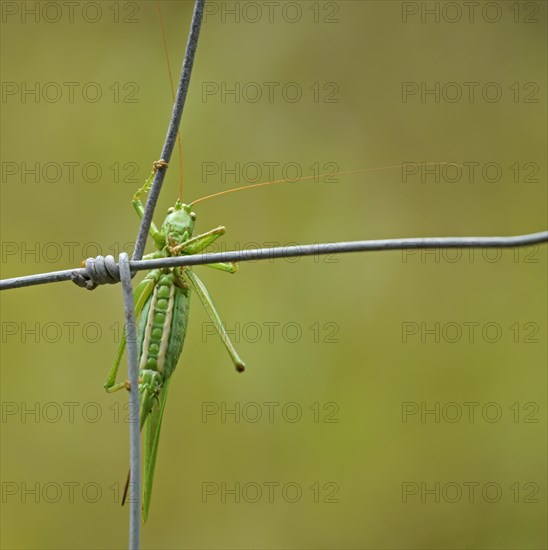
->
[157,0,184,201]
[189,163,461,206]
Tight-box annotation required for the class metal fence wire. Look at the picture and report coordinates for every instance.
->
[1,1,546,549]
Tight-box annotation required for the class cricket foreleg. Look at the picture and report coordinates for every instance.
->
[132,160,168,247]
[171,226,226,255]
[172,227,238,273]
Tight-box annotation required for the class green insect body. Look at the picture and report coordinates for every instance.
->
[105,165,245,522]
[137,270,189,379]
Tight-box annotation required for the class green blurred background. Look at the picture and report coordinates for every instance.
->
[1,1,546,548]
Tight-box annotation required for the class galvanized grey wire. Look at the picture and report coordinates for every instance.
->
[132,0,205,263]
[1,231,547,291]
[71,255,124,290]
[119,253,140,550]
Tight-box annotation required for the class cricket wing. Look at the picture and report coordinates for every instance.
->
[142,377,171,523]
[141,283,190,521]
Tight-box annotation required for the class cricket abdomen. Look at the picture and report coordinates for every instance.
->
[138,270,190,380]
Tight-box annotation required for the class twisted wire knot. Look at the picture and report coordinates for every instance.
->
[71,255,132,290]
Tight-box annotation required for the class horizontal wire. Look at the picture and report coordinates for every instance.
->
[1,231,546,292]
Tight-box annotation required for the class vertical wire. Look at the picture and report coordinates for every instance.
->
[119,253,140,549]
[132,0,205,262]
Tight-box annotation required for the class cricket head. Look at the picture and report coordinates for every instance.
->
[162,201,196,250]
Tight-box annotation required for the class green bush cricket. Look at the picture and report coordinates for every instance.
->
[103,160,246,522]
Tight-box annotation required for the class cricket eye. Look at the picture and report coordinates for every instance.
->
[167,207,174,214]
[190,212,196,220]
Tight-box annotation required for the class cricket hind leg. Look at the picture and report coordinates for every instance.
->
[103,273,159,392]
[181,268,245,372]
